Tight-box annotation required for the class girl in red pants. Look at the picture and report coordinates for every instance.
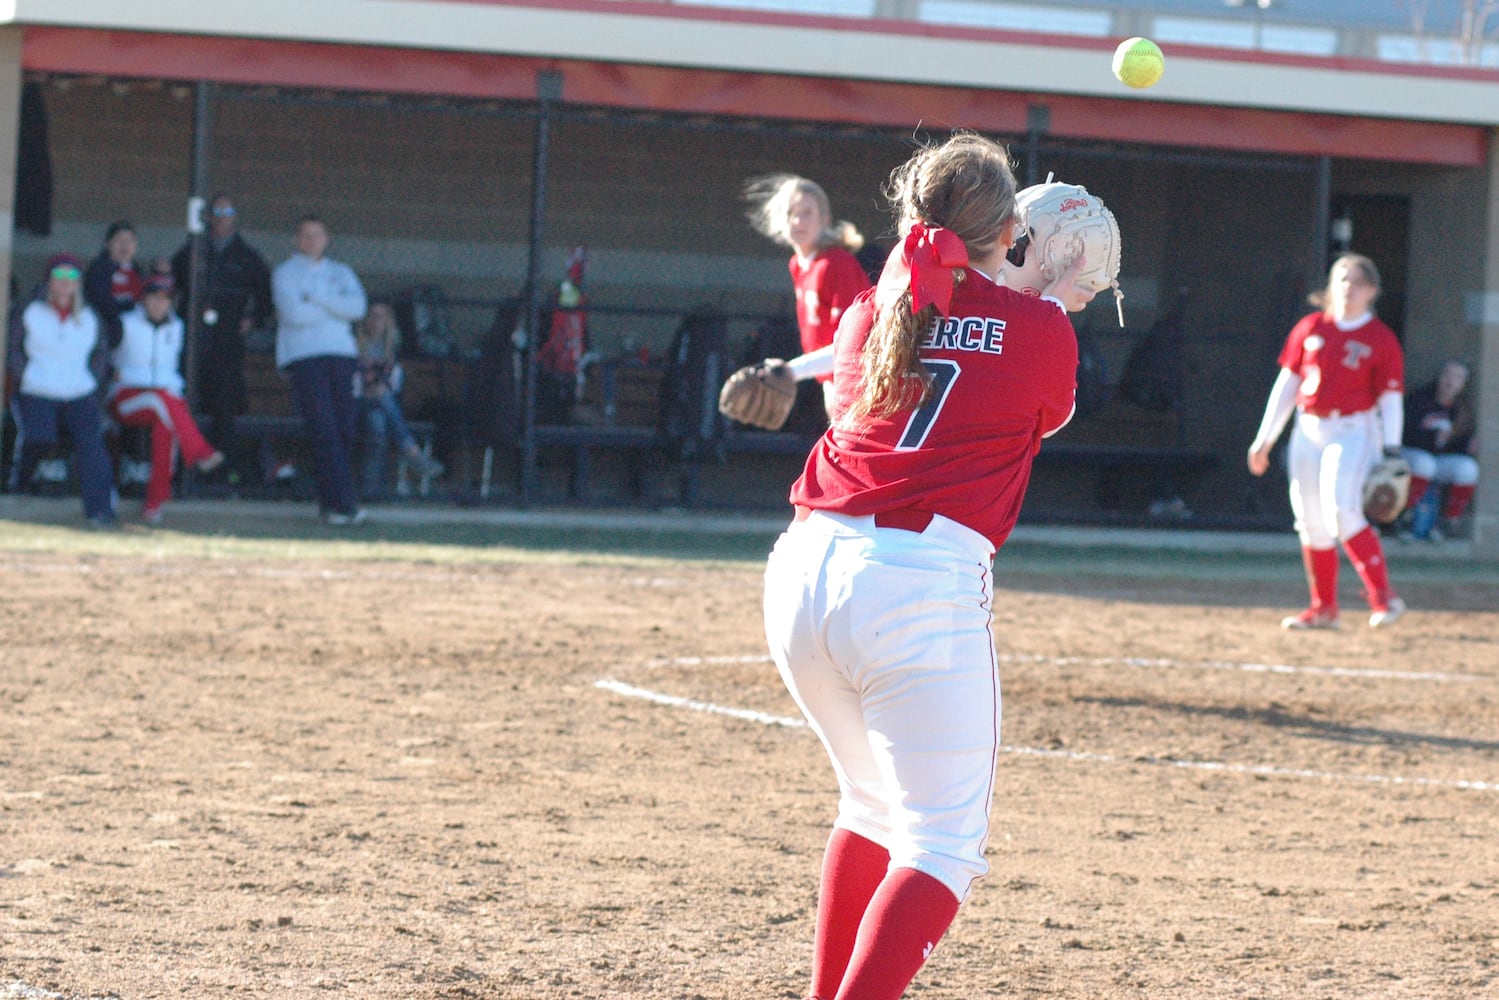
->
[108,273,223,524]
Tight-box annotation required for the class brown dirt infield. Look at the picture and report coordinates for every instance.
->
[2,498,1496,999]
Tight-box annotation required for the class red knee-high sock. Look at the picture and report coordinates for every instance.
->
[810,829,890,1000]
[1342,526,1395,607]
[1406,475,1431,510]
[833,867,961,1000]
[1442,484,1476,519]
[1301,545,1340,612]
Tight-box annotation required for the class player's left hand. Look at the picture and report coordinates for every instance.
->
[718,359,797,431]
[1044,254,1096,313]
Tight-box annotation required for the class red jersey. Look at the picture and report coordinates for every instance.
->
[1277,311,1404,417]
[790,246,871,375]
[789,269,1077,549]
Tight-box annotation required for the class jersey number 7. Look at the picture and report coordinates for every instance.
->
[896,359,960,450]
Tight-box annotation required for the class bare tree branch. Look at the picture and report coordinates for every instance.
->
[1404,0,1499,64]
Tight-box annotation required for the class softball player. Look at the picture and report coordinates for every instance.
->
[745,174,871,417]
[763,133,1083,1000]
[1247,253,1407,629]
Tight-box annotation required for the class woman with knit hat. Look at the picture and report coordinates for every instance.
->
[9,252,118,526]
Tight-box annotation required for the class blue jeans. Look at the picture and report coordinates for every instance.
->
[14,391,116,520]
[359,391,418,496]
[286,355,360,515]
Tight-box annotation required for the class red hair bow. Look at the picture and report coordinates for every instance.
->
[875,221,969,316]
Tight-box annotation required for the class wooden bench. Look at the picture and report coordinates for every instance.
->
[528,423,664,502]
[522,357,1223,512]
[210,413,440,497]
[523,423,820,506]
[201,352,443,497]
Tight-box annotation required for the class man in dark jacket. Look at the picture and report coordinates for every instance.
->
[172,193,273,477]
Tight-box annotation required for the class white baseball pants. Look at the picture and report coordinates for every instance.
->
[763,509,999,903]
[1288,409,1380,547]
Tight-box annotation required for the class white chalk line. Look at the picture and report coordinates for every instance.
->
[2,981,67,1000]
[639,652,1487,684]
[596,678,807,729]
[594,678,1499,795]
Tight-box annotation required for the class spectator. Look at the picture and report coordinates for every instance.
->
[108,273,225,525]
[84,220,153,487]
[1400,358,1479,541]
[172,193,273,476]
[8,253,118,527]
[273,214,368,525]
[83,219,143,350]
[354,300,443,500]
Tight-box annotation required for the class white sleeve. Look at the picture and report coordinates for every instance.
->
[1250,368,1302,451]
[1043,400,1076,439]
[785,345,834,382]
[1377,390,1404,451]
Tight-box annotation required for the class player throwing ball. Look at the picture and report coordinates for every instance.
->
[762,132,1084,1000]
[1247,253,1407,629]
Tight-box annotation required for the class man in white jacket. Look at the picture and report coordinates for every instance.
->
[273,215,368,525]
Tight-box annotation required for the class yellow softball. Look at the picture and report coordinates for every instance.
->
[1112,36,1165,90]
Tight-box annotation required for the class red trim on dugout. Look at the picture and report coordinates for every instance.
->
[19,26,1488,167]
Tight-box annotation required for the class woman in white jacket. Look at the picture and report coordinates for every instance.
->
[109,272,224,524]
[9,252,118,527]
[273,215,368,525]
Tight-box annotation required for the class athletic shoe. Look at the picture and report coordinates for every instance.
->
[35,458,69,483]
[196,451,225,474]
[1369,597,1407,629]
[324,508,368,526]
[86,512,121,531]
[120,457,153,486]
[142,506,165,526]
[1281,607,1340,630]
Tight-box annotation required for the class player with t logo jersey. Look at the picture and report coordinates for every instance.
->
[761,132,1085,1000]
[1248,252,1407,629]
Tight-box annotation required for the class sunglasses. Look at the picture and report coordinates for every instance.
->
[50,266,81,281]
[1005,231,1031,269]
[211,206,236,218]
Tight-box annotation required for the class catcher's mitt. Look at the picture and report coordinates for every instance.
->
[1009,181,1124,324]
[718,359,797,431]
[1363,454,1412,526]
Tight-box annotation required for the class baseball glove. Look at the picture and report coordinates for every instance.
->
[718,360,797,431]
[1012,180,1124,323]
[1362,454,1412,525]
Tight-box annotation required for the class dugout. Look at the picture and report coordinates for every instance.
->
[0,6,1495,549]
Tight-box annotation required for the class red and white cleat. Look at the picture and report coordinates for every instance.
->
[1369,596,1407,629]
[1280,607,1340,630]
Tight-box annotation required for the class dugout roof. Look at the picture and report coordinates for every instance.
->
[4,0,1497,168]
